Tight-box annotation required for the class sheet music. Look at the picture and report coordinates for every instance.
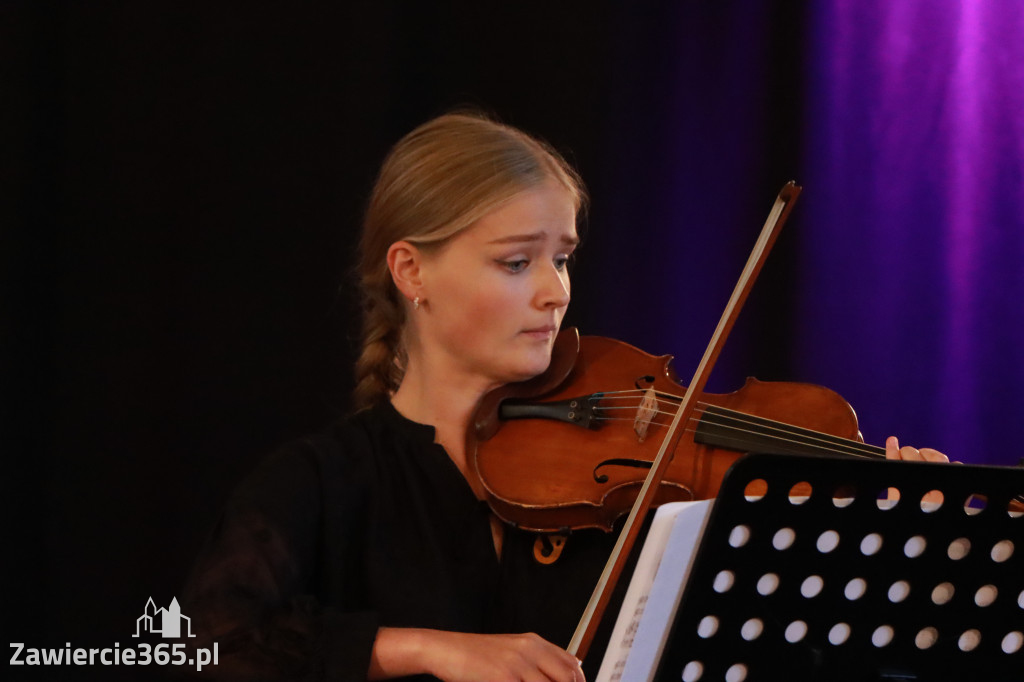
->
[595,499,713,682]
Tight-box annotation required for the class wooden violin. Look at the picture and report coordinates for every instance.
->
[474,328,877,534]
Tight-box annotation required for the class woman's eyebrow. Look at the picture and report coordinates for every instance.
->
[487,232,580,246]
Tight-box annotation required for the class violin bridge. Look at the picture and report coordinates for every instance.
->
[633,387,658,442]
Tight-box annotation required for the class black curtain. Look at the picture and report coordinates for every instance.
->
[3,2,803,676]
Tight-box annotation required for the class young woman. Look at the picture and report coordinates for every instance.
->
[183,111,948,681]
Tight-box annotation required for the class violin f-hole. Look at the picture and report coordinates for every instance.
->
[593,457,654,483]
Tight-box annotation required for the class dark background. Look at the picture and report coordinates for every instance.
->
[8,2,1018,679]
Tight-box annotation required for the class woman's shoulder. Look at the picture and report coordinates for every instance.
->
[243,401,436,488]
[223,410,382,517]
[319,399,437,463]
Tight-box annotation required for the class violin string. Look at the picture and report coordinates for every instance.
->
[596,414,881,460]
[591,391,883,455]
[586,393,1024,506]
[692,405,886,459]
[680,423,881,460]
[590,397,884,460]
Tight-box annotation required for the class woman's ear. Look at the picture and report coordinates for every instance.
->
[386,240,424,303]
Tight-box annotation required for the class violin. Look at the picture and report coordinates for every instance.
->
[474,328,877,533]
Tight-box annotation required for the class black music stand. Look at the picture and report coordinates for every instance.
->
[653,453,1024,682]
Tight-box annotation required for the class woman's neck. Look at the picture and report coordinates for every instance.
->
[390,364,497,499]
[391,358,510,558]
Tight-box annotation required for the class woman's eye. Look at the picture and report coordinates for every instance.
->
[501,259,529,273]
[555,255,572,270]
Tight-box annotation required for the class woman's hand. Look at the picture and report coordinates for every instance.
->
[884,436,949,463]
[884,436,951,504]
[369,627,585,682]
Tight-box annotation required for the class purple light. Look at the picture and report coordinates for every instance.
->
[799,1,1024,464]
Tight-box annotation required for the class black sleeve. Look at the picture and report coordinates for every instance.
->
[181,438,379,682]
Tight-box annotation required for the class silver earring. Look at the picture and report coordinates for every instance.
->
[413,296,420,310]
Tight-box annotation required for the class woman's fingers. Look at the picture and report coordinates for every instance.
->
[918,447,949,463]
[417,630,584,682]
[885,436,949,463]
[519,633,584,682]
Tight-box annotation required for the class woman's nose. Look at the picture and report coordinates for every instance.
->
[535,264,570,308]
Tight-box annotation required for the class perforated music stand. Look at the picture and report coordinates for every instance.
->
[653,453,1024,682]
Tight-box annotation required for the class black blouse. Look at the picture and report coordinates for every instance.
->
[183,402,629,681]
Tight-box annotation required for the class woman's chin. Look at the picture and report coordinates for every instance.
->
[515,358,555,382]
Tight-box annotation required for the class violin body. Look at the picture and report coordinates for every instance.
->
[475,333,864,532]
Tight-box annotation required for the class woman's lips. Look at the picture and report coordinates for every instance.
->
[521,325,556,339]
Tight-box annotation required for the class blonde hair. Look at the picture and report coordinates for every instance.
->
[353,111,587,410]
